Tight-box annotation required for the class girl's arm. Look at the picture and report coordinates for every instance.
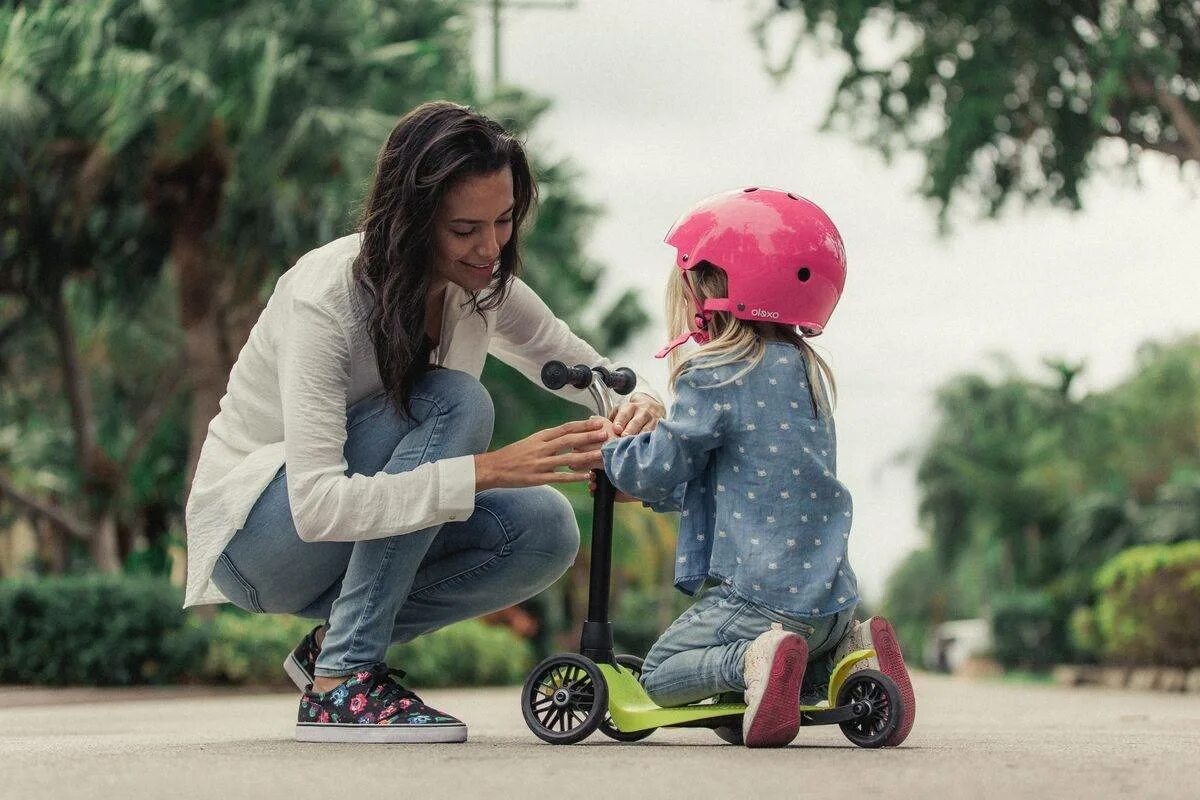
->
[487,278,664,411]
[601,371,726,507]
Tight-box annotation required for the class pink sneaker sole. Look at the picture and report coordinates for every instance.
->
[744,635,808,748]
[868,617,916,746]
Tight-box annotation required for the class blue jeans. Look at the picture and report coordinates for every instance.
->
[211,369,580,678]
[640,582,856,707]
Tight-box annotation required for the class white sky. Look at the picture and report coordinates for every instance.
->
[473,0,1200,604]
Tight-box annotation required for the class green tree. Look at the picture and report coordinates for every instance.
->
[1,1,648,584]
[757,0,1199,221]
[893,336,1200,666]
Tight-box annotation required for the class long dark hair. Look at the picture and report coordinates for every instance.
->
[353,102,536,416]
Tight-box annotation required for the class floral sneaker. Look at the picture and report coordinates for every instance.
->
[295,664,467,743]
[831,616,916,746]
[283,625,324,692]
[742,623,808,748]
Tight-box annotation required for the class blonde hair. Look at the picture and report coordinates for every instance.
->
[666,263,837,416]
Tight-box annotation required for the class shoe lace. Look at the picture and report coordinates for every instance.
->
[367,663,419,704]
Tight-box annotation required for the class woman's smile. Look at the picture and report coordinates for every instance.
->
[434,168,514,293]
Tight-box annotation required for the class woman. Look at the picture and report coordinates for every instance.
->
[184,102,664,743]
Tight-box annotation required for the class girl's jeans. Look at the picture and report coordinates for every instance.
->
[640,582,856,707]
[211,369,580,678]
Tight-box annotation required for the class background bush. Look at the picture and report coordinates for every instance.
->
[0,576,207,685]
[988,590,1070,670]
[199,609,314,685]
[0,577,536,687]
[386,620,534,688]
[1088,542,1200,667]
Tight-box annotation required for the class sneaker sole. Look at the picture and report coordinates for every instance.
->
[283,652,312,693]
[744,635,808,748]
[295,722,468,744]
[865,618,916,747]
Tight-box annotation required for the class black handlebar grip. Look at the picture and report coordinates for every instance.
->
[541,360,593,390]
[594,366,637,396]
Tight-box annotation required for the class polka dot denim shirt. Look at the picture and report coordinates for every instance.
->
[601,342,858,617]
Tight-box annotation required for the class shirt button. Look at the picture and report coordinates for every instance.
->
[448,514,458,521]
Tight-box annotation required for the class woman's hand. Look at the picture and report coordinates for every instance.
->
[609,392,665,436]
[474,418,612,491]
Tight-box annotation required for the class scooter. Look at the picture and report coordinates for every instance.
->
[520,360,904,747]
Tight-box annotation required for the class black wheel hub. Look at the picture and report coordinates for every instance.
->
[552,688,571,707]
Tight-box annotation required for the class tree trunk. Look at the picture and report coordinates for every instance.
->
[150,142,231,494]
[89,512,121,574]
[175,234,228,493]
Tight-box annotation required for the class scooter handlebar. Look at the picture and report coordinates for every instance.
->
[593,366,637,396]
[540,361,594,390]
[541,361,639,396]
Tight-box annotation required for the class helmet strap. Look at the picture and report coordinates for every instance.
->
[656,271,714,358]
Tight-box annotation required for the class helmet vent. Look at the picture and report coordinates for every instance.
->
[743,187,759,193]
[797,267,811,282]
[786,193,799,200]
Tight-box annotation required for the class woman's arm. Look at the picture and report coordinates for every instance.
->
[278,298,477,543]
[488,278,664,424]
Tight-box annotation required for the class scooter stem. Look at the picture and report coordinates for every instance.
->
[580,469,617,664]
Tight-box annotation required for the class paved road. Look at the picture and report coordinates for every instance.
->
[2,672,1197,799]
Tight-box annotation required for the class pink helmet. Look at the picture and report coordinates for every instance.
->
[655,187,847,358]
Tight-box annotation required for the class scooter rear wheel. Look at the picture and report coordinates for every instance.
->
[712,692,745,744]
[598,655,656,742]
[522,653,608,745]
[836,669,902,748]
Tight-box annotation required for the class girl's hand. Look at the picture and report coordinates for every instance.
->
[610,393,665,436]
[587,473,638,503]
[474,419,611,491]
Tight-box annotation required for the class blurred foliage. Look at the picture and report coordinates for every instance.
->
[0,0,648,592]
[386,618,534,687]
[0,0,662,676]
[756,0,1200,224]
[889,335,1200,669]
[198,608,316,685]
[0,575,207,685]
[1080,541,1200,668]
[989,589,1069,671]
[0,576,534,686]
[200,608,532,687]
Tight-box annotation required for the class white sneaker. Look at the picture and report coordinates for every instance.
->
[741,623,808,747]
[830,616,916,746]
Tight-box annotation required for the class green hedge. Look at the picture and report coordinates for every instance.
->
[989,590,1070,670]
[200,610,315,685]
[1086,542,1200,667]
[0,576,534,687]
[204,610,534,688]
[0,576,207,685]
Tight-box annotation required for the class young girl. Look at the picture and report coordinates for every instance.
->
[600,187,915,748]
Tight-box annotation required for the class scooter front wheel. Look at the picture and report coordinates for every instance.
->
[522,653,609,745]
[598,655,656,742]
[836,669,902,748]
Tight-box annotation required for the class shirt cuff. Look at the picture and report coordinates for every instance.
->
[437,455,478,523]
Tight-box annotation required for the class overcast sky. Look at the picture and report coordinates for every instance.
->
[472,0,1200,603]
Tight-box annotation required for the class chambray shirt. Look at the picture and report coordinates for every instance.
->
[601,342,858,617]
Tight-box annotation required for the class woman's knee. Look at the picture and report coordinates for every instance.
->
[415,369,494,451]
[489,486,580,582]
[522,486,580,572]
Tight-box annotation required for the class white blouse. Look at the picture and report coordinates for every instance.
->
[184,233,659,607]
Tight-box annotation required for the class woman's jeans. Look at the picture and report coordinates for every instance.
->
[211,369,580,678]
[640,582,856,707]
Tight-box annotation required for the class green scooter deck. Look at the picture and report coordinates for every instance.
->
[600,648,876,734]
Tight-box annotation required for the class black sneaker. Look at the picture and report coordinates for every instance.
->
[295,664,468,743]
[284,625,323,691]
